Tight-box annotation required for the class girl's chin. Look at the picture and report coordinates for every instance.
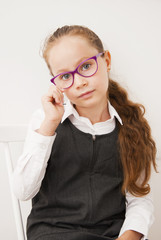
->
[74,101,100,110]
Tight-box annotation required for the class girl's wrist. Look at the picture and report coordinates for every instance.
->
[119,230,143,240]
[37,118,60,136]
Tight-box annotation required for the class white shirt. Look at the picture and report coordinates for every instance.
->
[12,100,154,240]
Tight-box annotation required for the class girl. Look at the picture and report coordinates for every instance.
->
[13,25,157,240]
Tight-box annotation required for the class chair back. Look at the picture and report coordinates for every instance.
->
[0,125,30,240]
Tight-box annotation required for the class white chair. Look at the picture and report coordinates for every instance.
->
[0,125,29,240]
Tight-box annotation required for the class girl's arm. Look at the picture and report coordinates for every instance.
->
[12,85,65,200]
[117,230,143,240]
[12,108,56,200]
[118,190,154,240]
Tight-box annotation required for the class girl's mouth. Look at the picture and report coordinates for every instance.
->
[78,90,95,99]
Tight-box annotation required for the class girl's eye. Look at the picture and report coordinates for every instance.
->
[82,63,91,71]
[61,73,71,80]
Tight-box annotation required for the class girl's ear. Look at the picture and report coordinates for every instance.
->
[104,50,111,72]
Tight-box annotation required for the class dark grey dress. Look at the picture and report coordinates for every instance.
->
[27,119,125,240]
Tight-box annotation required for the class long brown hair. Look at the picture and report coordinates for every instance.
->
[42,25,157,197]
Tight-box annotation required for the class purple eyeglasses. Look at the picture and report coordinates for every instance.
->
[50,52,104,89]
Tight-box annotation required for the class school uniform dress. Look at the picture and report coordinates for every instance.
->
[27,117,125,240]
[12,100,154,240]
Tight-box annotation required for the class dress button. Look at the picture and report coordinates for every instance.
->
[92,135,96,141]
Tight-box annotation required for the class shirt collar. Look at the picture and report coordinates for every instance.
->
[61,99,123,125]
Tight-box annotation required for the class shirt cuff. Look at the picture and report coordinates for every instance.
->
[118,190,154,240]
[119,207,154,240]
[29,127,56,144]
[23,127,57,163]
[119,219,147,240]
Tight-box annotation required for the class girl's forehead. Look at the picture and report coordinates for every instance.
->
[54,35,92,50]
[48,35,98,72]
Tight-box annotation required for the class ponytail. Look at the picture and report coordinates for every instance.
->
[108,79,157,196]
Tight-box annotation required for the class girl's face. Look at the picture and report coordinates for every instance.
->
[48,35,111,111]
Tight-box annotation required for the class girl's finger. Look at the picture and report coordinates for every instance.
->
[52,90,64,105]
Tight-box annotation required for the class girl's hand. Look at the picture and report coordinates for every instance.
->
[41,85,65,122]
[116,230,143,240]
[37,85,65,136]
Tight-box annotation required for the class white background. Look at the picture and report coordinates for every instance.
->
[0,0,161,239]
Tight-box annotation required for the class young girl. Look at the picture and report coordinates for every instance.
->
[13,25,157,240]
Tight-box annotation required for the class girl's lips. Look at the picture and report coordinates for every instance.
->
[78,90,95,99]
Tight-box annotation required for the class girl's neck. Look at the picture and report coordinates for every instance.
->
[75,102,111,125]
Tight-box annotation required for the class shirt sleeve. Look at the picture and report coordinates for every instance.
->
[12,109,56,201]
[118,188,154,240]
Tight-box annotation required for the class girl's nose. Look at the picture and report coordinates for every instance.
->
[74,74,88,88]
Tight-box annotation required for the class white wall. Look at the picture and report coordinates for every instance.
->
[0,0,161,239]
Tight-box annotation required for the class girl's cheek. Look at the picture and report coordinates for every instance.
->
[63,90,73,101]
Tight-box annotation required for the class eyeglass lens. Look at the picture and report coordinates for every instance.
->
[54,58,97,89]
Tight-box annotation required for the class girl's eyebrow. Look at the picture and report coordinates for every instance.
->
[56,56,90,74]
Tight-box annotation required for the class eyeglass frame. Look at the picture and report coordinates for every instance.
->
[50,52,104,89]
